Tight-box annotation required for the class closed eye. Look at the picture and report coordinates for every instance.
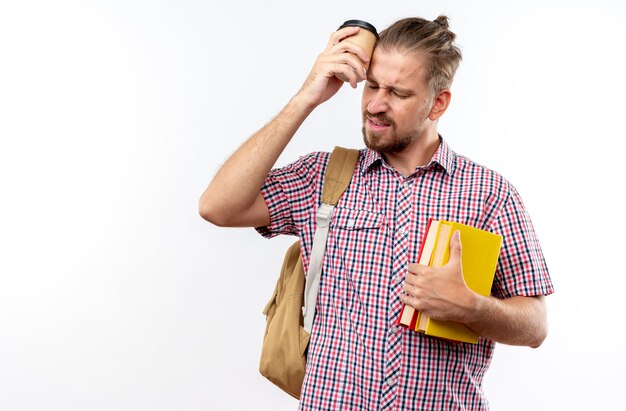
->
[392,90,409,99]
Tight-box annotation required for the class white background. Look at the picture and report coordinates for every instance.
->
[1,0,624,410]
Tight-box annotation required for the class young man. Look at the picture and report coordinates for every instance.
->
[200,16,553,410]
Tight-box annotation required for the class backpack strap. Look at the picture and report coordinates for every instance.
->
[322,147,360,205]
[303,146,359,333]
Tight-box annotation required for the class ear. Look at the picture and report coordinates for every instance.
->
[428,89,451,121]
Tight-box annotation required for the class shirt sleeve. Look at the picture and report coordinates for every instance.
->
[489,184,554,299]
[255,152,327,239]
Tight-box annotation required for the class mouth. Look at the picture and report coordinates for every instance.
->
[367,116,392,132]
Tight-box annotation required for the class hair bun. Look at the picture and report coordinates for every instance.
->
[433,15,450,29]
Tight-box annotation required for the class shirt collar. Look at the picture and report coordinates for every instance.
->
[360,136,457,176]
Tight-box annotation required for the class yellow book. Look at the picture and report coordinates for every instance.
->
[415,220,503,344]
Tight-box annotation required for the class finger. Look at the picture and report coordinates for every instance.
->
[329,62,366,88]
[326,26,361,49]
[448,230,462,266]
[403,270,417,287]
[400,291,420,311]
[322,51,367,80]
[334,41,372,66]
[327,28,372,65]
[408,263,429,275]
[399,292,410,305]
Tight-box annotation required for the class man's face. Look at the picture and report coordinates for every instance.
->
[361,48,435,153]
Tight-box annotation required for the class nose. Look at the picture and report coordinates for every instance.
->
[366,89,389,114]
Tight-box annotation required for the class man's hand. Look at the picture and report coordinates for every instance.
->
[295,26,371,109]
[400,230,549,347]
[401,230,478,323]
[199,27,371,227]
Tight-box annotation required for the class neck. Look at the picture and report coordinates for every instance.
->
[382,129,440,176]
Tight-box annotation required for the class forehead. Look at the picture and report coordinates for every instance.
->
[368,48,428,89]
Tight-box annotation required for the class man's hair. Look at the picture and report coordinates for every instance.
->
[378,16,462,94]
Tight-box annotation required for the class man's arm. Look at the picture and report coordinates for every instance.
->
[401,231,548,347]
[199,26,371,227]
[465,294,547,348]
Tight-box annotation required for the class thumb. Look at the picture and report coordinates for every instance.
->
[449,230,462,265]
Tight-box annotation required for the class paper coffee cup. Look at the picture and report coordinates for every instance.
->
[337,19,379,70]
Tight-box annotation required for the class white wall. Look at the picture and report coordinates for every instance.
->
[1,0,624,410]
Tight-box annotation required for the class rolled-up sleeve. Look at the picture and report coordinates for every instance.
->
[490,185,554,299]
[255,152,327,239]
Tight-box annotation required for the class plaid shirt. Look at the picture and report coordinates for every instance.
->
[257,138,553,410]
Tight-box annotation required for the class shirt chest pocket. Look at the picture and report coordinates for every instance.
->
[325,207,387,280]
[331,207,383,231]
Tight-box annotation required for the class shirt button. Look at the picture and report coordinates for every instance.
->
[385,377,397,387]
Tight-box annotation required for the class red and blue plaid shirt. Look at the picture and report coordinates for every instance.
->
[257,138,553,410]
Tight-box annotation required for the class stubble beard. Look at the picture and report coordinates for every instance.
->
[362,113,421,154]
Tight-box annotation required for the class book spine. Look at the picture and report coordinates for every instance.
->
[397,218,435,328]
